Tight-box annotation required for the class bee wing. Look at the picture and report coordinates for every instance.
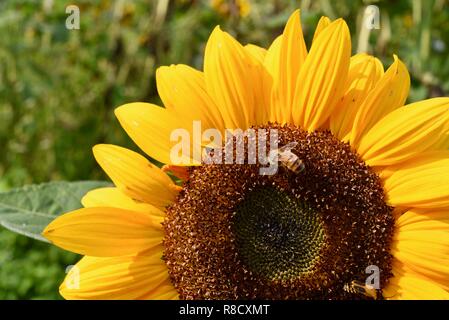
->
[277,141,298,153]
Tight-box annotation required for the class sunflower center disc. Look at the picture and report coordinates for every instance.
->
[163,123,395,300]
[233,187,325,280]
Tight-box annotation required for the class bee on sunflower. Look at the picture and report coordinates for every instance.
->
[43,10,449,300]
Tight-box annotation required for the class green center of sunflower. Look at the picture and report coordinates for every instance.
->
[233,187,325,280]
[163,123,395,300]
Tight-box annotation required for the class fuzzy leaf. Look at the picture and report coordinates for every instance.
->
[0,181,110,242]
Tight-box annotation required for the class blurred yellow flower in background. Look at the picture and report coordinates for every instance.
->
[210,0,251,18]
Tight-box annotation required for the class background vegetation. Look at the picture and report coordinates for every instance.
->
[0,0,448,299]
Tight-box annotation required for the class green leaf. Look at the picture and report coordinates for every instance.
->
[0,181,110,242]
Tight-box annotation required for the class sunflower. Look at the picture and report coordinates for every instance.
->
[43,10,449,300]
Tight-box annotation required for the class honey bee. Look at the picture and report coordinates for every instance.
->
[268,142,305,174]
[343,280,379,300]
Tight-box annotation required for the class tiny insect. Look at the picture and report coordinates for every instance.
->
[343,280,379,300]
[268,141,305,174]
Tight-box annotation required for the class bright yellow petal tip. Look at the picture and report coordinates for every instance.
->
[292,18,351,131]
[42,207,164,257]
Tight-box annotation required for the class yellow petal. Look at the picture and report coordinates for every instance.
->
[243,43,271,125]
[433,112,449,149]
[359,98,449,166]
[81,187,165,220]
[434,131,449,150]
[42,207,163,257]
[115,103,200,165]
[391,208,449,288]
[204,26,267,129]
[137,280,179,300]
[156,64,224,131]
[263,35,282,122]
[349,55,410,147]
[384,271,449,300]
[389,258,449,292]
[264,35,282,77]
[269,9,307,124]
[60,247,172,300]
[292,19,351,131]
[384,151,449,208]
[379,150,449,180]
[312,16,331,43]
[161,164,190,182]
[93,144,177,209]
[397,208,449,231]
[329,53,384,140]
[244,44,267,63]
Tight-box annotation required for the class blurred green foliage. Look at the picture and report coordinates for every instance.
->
[0,230,77,299]
[0,0,448,299]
